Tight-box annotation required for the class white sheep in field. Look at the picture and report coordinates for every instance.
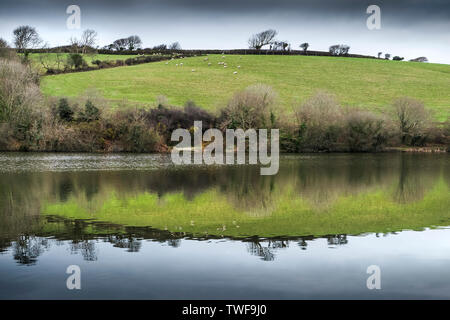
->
[204,57,208,61]
[165,62,168,65]
[208,63,212,66]
[192,69,195,72]
[237,65,241,68]
[222,55,225,58]
[180,62,183,66]
[224,65,227,68]
[233,71,238,74]
[176,64,179,67]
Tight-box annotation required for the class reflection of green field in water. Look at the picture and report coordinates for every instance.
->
[43,177,450,238]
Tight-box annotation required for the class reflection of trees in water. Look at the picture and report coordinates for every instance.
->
[218,167,278,216]
[393,155,441,204]
[70,240,98,261]
[0,154,446,225]
[327,235,348,246]
[12,236,50,265]
[0,154,447,264]
[107,235,142,252]
[246,239,289,261]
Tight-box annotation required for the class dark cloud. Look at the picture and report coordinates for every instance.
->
[0,0,449,63]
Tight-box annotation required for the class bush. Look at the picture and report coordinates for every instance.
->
[294,92,345,151]
[66,54,85,70]
[394,97,430,146]
[219,84,277,130]
[78,100,100,122]
[58,98,74,122]
[345,110,393,151]
[0,59,40,121]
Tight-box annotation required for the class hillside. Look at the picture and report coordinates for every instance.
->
[41,54,450,121]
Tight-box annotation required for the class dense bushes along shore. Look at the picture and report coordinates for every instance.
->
[0,56,448,153]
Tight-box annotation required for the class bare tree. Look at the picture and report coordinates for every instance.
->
[272,41,289,51]
[112,38,128,51]
[169,42,182,50]
[394,97,430,145]
[126,35,142,51]
[300,42,309,53]
[248,29,277,50]
[13,25,41,57]
[80,29,97,54]
[385,53,391,60]
[0,38,7,48]
[377,52,382,58]
[329,44,350,56]
[38,43,65,73]
[152,44,167,50]
[69,36,81,53]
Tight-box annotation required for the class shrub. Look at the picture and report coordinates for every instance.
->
[114,110,162,152]
[294,92,345,151]
[219,84,277,130]
[0,59,42,126]
[58,98,74,122]
[345,110,393,151]
[78,100,100,122]
[66,54,85,69]
[394,97,430,146]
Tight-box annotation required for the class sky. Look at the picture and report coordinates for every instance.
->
[0,0,449,64]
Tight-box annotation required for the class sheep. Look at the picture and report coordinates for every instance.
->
[237,65,241,68]
[165,62,169,65]
[224,65,227,68]
[180,62,183,66]
[191,69,195,72]
[233,71,238,74]
[208,63,212,66]
[176,64,179,67]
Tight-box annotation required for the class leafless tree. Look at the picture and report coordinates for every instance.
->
[272,41,289,51]
[169,42,182,50]
[69,36,81,53]
[0,38,7,48]
[13,25,42,56]
[126,35,142,51]
[112,38,128,51]
[38,43,65,73]
[248,29,277,50]
[329,44,350,56]
[80,29,97,54]
[377,52,382,58]
[385,53,391,60]
[394,97,430,145]
[300,42,309,53]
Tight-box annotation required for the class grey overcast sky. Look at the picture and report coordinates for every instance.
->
[0,0,449,63]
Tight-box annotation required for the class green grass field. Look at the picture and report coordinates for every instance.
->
[29,53,142,73]
[41,54,450,120]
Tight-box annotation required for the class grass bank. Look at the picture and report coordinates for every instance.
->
[41,54,450,121]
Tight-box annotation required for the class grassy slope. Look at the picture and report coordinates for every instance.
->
[41,54,450,120]
[29,53,142,73]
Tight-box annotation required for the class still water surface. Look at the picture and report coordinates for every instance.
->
[0,153,449,299]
